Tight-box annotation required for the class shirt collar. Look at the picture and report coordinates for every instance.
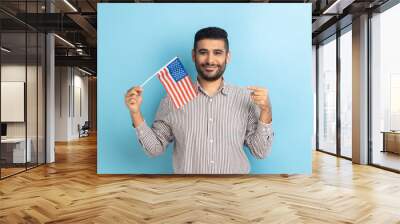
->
[195,78,230,96]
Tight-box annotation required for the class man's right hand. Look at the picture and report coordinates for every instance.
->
[125,86,143,114]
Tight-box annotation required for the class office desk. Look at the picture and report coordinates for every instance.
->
[1,138,31,163]
[381,131,400,154]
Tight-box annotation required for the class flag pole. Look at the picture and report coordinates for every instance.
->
[140,56,178,88]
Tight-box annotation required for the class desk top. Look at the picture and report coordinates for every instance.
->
[1,138,29,143]
[381,131,400,134]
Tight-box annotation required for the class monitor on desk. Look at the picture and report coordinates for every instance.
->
[1,123,7,138]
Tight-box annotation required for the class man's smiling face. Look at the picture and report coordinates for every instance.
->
[192,38,230,81]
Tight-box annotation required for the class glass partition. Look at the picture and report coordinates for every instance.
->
[1,30,28,177]
[0,1,46,179]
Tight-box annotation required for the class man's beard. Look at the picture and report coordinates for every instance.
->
[195,60,227,82]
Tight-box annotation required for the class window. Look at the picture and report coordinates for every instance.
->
[339,28,352,158]
[371,2,400,171]
[318,36,337,154]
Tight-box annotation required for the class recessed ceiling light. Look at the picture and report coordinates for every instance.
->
[54,34,75,48]
[63,0,78,12]
[78,67,93,76]
[1,47,11,53]
[323,0,355,15]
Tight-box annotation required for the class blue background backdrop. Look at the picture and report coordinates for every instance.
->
[98,3,312,174]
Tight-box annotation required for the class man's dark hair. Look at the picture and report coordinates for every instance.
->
[194,27,229,51]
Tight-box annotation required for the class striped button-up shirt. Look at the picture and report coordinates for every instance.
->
[134,82,274,174]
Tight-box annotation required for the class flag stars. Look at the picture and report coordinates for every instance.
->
[167,58,187,82]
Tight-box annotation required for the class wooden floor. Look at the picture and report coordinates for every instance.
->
[0,167,26,178]
[1,134,400,224]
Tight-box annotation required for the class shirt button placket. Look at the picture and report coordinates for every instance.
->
[207,97,214,146]
[207,96,214,173]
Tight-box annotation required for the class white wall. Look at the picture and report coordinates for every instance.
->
[55,67,89,141]
[55,66,69,141]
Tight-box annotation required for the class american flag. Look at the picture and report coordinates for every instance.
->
[157,57,197,109]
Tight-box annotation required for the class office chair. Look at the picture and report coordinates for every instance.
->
[79,121,90,138]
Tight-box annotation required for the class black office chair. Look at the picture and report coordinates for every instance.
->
[78,121,90,138]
